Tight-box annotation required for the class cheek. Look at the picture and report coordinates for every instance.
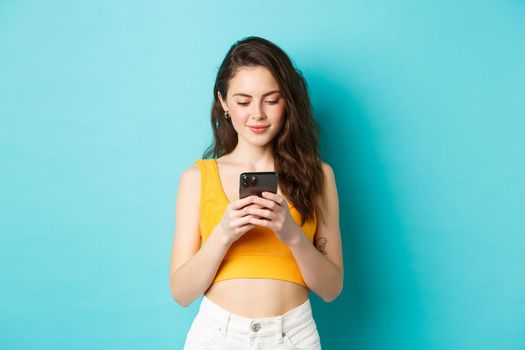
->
[265,101,285,116]
[272,105,286,124]
[228,109,248,131]
[276,104,286,115]
[229,105,249,119]
[227,108,243,125]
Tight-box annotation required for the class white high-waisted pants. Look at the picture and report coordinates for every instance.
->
[183,295,322,349]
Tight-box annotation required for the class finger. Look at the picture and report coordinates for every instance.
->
[232,215,258,228]
[262,191,285,206]
[230,209,249,219]
[245,207,273,220]
[249,216,273,228]
[229,204,263,219]
[243,203,264,210]
[249,195,277,210]
[230,195,261,210]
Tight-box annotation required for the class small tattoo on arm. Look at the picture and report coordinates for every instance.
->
[315,237,328,256]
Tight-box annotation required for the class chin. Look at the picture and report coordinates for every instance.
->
[252,140,272,147]
[242,136,272,147]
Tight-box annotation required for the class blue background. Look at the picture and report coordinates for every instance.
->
[1,1,524,349]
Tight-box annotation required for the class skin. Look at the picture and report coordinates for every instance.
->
[169,66,344,317]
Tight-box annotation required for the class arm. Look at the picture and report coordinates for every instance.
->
[168,165,233,307]
[287,163,344,302]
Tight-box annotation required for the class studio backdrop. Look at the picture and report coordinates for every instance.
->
[1,1,524,349]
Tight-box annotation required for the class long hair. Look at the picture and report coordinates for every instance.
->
[203,36,324,226]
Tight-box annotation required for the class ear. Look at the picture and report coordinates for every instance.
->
[217,91,228,112]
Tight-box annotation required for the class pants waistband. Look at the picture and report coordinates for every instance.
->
[198,295,313,337]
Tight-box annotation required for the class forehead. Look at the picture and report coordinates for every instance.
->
[228,66,280,96]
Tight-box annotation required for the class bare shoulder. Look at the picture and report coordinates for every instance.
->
[315,161,338,226]
[321,161,335,179]
[175,162,202,219]
[176,163,202,207]
[314,162,334,206]
[180,163,201,184]
[320,161,337,194]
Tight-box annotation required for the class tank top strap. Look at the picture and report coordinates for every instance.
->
[195,159,226,206]
[195,159,211,200]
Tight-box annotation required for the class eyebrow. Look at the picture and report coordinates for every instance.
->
[232,90,281,98]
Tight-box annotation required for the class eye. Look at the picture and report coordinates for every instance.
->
[237,101,250,106]
[266,99,280,105]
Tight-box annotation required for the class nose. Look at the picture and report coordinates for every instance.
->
[250,102,266,120]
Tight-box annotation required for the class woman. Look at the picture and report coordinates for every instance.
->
[169,36,343,350]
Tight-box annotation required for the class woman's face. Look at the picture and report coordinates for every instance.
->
[218,65,286,147]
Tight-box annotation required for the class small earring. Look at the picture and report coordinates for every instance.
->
[224,111,230,119]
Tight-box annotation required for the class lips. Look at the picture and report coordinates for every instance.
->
[248,125,269,134]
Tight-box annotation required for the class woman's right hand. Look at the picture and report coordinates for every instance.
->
[218,195,263,245]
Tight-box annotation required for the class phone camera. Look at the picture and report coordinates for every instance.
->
[241,174,258,187]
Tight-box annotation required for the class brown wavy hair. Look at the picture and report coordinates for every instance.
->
[202,36,325,226]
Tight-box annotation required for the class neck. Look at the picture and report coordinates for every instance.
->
[228,140,275,171]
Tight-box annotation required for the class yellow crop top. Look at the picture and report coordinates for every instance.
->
[196,158,317,288]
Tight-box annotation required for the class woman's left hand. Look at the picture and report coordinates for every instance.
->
[243,191,301,245]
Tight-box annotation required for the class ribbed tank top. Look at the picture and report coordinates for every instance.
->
[196,158,317,288]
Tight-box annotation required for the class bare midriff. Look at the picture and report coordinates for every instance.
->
[204,278,309,318]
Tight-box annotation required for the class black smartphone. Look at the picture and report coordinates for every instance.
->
[239,172,278,199]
